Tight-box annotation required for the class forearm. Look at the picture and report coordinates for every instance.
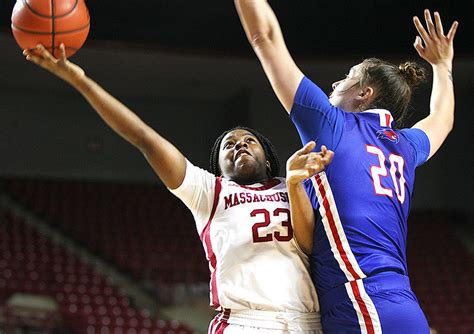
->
[430,63,455,128]
[234,0,303,112]
[71,75,152,150]
[414,62,455,158]
[70,75,186,189]
[287,181,315,255]
[24,44,187,188]
[234,0,279,47]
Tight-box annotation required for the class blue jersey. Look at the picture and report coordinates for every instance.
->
[290,77,430,331]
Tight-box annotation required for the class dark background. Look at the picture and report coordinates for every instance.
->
[1,0,472,56]
[0,3,472,333]
[0,0,472,218]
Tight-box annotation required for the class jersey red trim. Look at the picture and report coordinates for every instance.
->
[314,173,380,333]
[350,280,376,334]
[200,177,222,309]
[315,175,362,280]
[209,309,231,333]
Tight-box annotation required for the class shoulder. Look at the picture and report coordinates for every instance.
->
[398,128,430,166]
[170,160,217,193]
[291,76,333,113]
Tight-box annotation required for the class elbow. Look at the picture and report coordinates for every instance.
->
[445,114,455,133]
[134,127,156,153]
[447,121,454,134]
[250,31,274,51]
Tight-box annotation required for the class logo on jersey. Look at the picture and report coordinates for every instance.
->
[224,192,288,210]
[376,129,399,143]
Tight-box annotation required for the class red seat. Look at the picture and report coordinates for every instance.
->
[0,207,195,333]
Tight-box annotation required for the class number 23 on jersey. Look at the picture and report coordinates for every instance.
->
[251,208,293,243]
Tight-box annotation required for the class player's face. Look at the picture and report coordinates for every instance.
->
[218,129,270,184]
[329,64,363,111]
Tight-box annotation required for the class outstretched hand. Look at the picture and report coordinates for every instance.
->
[413,10,458,67]
[23,44,85,84]
[286,141,334,185]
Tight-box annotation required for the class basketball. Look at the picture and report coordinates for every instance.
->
[11,0,90,58]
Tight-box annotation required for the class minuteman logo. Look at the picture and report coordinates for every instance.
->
[376,129,399,143]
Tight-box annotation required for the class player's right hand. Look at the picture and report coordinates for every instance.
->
[413,10,458,67]
[24,44,85,84]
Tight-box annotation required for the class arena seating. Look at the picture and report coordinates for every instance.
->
[2,177,473,333]
[2,178,209,289]
[408,212,473,334]
[0,207,196,333]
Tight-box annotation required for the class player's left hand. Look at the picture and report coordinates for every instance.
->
[286,141,334,185]
[413,10,458,67]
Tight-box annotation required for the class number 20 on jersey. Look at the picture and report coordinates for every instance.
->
[367,145,406,204]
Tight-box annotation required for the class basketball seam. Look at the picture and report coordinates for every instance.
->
[51,0,55,57]
[22,0,79,18]
[11,23,90,35]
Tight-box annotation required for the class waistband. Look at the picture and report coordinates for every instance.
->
[320,272,413,312]
[216,309,322,330]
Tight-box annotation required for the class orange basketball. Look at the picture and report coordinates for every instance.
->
[11,0,90,58]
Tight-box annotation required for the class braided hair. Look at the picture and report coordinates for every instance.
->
[209,126,280,178]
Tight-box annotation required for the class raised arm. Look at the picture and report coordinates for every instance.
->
[412,10,458,159]
[24,44,186,189]
[286,141,334,254]
[234,0,304,112]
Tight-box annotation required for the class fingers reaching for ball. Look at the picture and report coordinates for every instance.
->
[23,43,86,83]
[23,44,58,69]
[59,43,68,61]
[25,44,55,62]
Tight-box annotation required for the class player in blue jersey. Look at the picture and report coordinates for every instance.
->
[235,1,458,333]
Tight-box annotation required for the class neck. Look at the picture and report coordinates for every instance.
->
[231,174,271,185]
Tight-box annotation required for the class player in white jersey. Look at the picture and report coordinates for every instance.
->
[171,127,331,333]
[24,46,333,333]
[171,129,332,332]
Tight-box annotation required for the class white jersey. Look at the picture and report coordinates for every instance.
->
[170,160,319,313]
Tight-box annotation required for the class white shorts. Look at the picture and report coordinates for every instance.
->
[208,309,323,334]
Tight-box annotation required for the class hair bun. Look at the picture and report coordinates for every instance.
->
[398,62,426,87]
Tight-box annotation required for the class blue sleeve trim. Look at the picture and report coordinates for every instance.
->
[400,128,431,167]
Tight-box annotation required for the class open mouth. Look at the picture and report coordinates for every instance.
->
[235,149,251,161]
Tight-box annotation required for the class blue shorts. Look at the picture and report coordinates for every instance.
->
[319,273,429,333]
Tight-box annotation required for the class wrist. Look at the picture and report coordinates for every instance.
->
[70,72,89,89]
[431,62,452,72]
[286,178,303,187]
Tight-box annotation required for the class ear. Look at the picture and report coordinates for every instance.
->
[356,86,375,103]
[266,160,272,172]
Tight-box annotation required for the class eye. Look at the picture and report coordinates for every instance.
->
[246,137,256,143]
[223,141,234,149]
